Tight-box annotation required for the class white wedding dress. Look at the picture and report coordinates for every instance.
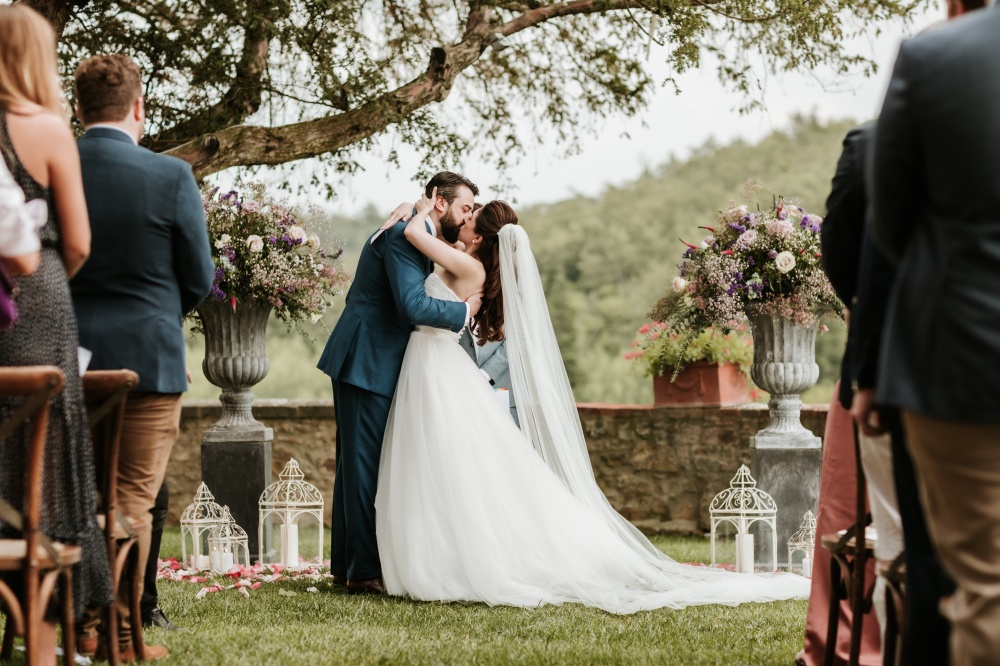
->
[375,228,809,614]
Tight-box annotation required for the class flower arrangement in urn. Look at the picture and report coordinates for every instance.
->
[200,182,351,329]
[650,183,841,338]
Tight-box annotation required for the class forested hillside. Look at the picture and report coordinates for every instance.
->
[186,117,858,405]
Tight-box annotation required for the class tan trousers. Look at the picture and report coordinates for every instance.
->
[903,411,1000,666]
[82,393,182,643]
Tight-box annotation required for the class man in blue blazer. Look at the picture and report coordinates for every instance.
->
[318,172,479,594]
[70,55,214,658]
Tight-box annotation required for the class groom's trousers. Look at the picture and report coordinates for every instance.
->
[332,379,392,580]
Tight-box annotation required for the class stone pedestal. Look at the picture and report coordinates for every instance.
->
[201,427,273,561]
[750,441,821,567]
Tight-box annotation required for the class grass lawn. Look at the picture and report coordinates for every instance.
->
[150,529,805,666]
[3,529,807,665]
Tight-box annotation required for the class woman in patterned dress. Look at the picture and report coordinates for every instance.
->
[0,5,113,663]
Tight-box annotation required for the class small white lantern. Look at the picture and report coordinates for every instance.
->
[787,510,817,577]
[208,506,251,573]
[258,459,324,568]
[180,482,226,571]
[709,465,778,573]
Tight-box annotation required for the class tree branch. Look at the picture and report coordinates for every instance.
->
[23,0,86,38]
[164,0,669,177]
[144,12,274,152]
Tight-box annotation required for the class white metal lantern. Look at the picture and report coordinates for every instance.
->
[180,482,226,570]
[208,506,251,573]
[787,510,817,577]
[258,459,324,568]
[709,465,778,573]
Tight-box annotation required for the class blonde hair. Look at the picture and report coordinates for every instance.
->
[0,5,66,115]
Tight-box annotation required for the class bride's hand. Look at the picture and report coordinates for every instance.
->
[380,201,416,232]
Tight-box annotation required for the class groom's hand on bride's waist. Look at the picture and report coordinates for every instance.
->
[466,292,483,317]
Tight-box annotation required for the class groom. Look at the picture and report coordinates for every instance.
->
[318,171,480,594]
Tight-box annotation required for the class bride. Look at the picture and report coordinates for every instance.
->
[375,193,809,613]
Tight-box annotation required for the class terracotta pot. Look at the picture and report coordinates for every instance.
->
[652,362,750,406]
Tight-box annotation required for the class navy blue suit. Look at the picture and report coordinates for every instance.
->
[318,221,466,579]
[71,128,214,391]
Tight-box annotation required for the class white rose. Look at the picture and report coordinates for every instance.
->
[214,233,231,249]
[308,234,321,248]
[309,312,323,323]
[242,200,260,213]
[246,235,264,253]
[672,277,688,293]
[288,225,306,242]
[774,251,796,274]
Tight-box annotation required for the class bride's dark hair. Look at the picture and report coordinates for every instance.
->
[472,200,518,344]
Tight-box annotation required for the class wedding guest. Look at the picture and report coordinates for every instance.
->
[69,53,214,659]
[0,5,113,664]
[871,4,1000,664]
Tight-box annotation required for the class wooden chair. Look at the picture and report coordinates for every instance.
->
[0,366,79,666]
[878,553,907,666]
[820,421,876,666]
[82,369,143,666]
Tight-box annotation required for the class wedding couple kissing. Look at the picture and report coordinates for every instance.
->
[317,171,809,613]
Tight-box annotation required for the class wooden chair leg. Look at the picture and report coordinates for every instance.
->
[104,602,120,666]
[129,546,145,661]
[823,556,843,666]
[59,569,75,666]
[883,589,899,666]
[848,556,867,665]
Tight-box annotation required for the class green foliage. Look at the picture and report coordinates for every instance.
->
[185,117,854,406]
[51,0,927,185]
[627,323,754,379]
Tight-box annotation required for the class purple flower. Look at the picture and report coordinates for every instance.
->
[210,285,226,300]
[768,249,778,259]
[748,257,755,267]
[728,223,746,233]
[800,215,821,233]
[282,234,292,246]
[269,235,278,244]
[683,247,695,258]
[733,271,743,281]
[726,284,740,296]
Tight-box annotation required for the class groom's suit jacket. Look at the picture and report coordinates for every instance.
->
[318,222,467,397]
[458,329,519,426]
[71,127,214,393]
[871,5,1000,421]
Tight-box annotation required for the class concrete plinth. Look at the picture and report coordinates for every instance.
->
[201,426,273,561]
[751,435,821,568]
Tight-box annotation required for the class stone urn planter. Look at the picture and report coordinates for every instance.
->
[198,301,273,435]
[747,312,821,448]
[196,300,275,560]
[747,311,822,565]
[653,362,750,406]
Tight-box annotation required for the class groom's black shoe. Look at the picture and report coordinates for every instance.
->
[332,574,347,587]
[346,577,386,595]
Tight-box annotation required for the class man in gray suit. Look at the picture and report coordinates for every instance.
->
[871,5,1000,663]
[71,54,214,660]
[458,328,518,426]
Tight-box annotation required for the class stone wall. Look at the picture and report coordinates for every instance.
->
[169,400,828,534]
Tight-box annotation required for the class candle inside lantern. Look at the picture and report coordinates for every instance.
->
[221,551,234,571]
[209,546,220,573]
[802,555,812,578]
[196,554,211,571]
[736,533,755,574]
[280,523,299,567]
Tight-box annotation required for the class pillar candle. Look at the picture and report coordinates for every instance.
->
[736,533,754,574]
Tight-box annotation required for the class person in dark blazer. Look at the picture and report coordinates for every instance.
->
[871,5,1000,663]
[70,54,214,659]
[821,121,957,666]
[317,172,479,594]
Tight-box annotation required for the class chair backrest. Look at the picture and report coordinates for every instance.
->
[0,366,66,561]
[82,370,139,542]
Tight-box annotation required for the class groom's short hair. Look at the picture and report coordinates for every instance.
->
[426,172,479,203]
[74,54,142,125]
